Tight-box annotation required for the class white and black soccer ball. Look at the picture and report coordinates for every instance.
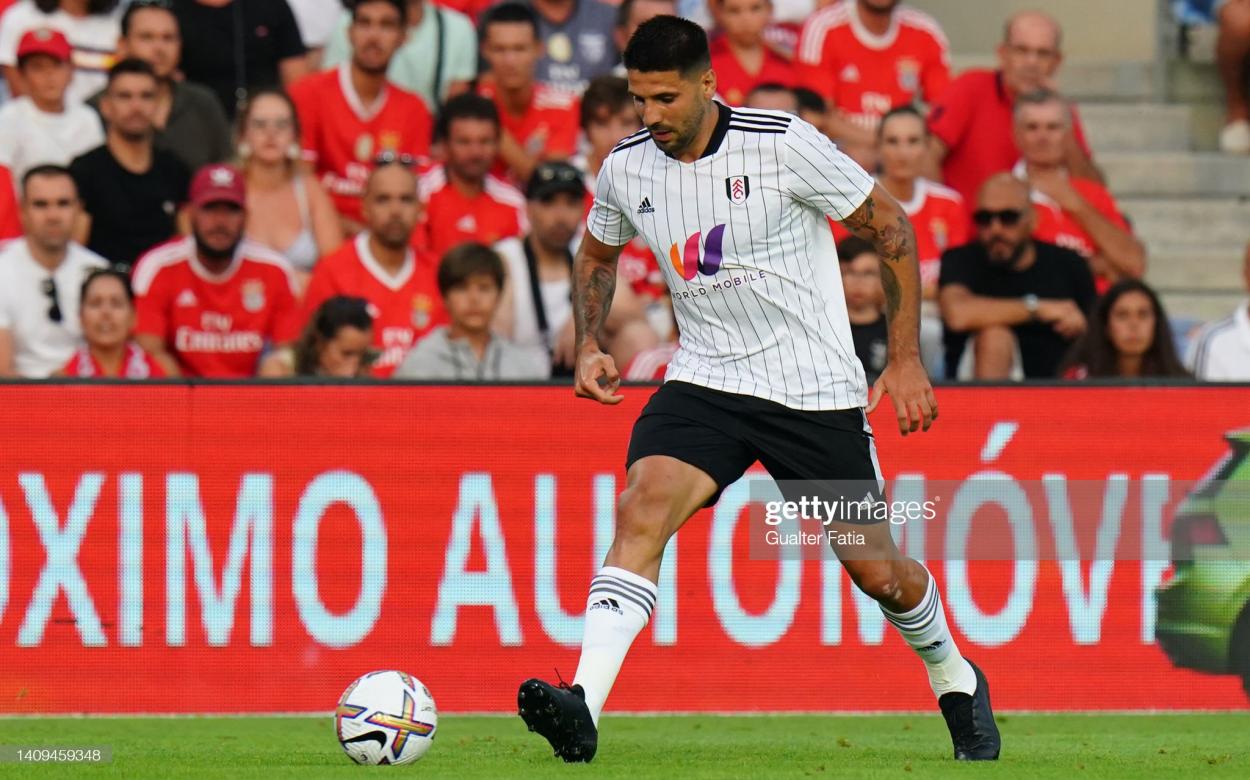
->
[335,670,438,765]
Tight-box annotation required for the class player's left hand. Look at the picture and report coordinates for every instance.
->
[866,355,937,435]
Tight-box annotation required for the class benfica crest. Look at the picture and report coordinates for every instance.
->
[725,175,750,205]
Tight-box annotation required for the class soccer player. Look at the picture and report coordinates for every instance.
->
[516,16,1000,763]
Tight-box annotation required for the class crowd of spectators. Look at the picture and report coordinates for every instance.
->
[0,0,1246,383]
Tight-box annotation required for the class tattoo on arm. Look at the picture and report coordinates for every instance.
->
[842,195,915,266]
[574,261,617,351]
[879,261,902,320]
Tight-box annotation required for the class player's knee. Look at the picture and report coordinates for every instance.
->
[845,562,904,605]
[614,485,673,550]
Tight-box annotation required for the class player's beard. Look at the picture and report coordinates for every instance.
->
[656,101,707,159]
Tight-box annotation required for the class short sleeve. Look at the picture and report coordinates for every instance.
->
[927,74,973,149]
[794,20,836,104]
[0,5,27,68]
[443,11,479,85]
[132,267,169,339]
[781,118,874,220]
[0,164,19,240]
[271,0,308,60]
[921,33,952,102]
[585,158,636,247]
[288,76,320,164]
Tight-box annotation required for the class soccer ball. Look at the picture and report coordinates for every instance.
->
[335,670,438,765]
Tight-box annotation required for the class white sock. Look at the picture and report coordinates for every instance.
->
[880,569,977,697]
[572,566,657,726]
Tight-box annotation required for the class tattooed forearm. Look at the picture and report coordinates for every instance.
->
[574,260,617,350]
[843,196,916,265]
[879,260,902,320]
[841,185,923,358]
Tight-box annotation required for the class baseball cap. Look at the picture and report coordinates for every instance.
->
[189,164,246,208]
[16,28,72,64]
[526,161,586,201]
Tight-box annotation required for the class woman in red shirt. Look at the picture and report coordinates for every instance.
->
[60,269,164,378]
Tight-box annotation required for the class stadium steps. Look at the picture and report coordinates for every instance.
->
[1098,152,1250,196]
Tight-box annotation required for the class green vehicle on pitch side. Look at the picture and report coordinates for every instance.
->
[1155,428,1250,701]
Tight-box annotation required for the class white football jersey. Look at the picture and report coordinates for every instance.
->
[587,104,875,410]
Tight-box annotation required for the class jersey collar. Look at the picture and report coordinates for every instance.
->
[698,102,733,160]
[339,63,389,122]
[847,0,900,50]
[356,231,415,291]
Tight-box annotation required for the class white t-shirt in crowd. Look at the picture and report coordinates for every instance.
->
[0,1,120,104]
[494,236,572,355]
[0,96,104,180]
[286,0,341,49]
[0,238,108,377]
[1187,301,1250,381]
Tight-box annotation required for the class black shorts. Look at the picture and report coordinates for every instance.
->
[625,381,885,519]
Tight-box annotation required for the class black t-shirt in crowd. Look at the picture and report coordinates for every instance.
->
[939,240,1097,379]
[69,146,191,272]
[173,0,306,119]
[851,314,889,385]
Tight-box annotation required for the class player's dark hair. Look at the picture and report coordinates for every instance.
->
[350,0,407,25]
[21,163,75,198]
[836,236,877,264]
[480,2,540,42]
[294,296,377,376]
[438,242,506,297]
[80,267,135,307]
[793,87,826,116]
[436,93,500,142]
[1060,279,1188,379]
[36,0,117,13]
[580,75,632,130]
[121,0,177,37]
[877,105,928,141]
[623,15,710,77]
[106,57,158,88]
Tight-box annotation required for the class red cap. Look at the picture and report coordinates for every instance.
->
[16,28,72,63]
[189,164,246,208]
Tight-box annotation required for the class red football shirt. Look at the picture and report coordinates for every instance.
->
[797,1,949,133]
[303,233,448,377]
[1026,173,1129,293]
[289,65,433,223]
[132,237,301,378]
[928,69,1093,207]
[418,166,525,258]
[61,342,165,379]
[478,81,580,181]
[709,36,796,107]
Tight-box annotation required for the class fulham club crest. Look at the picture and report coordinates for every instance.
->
[725,175,750,205]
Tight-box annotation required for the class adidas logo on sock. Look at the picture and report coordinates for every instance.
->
[636,197,655,214]
[588,597,622,614]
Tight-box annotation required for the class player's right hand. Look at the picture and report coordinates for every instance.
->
[574,347,624,405]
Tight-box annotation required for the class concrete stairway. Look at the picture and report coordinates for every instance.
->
[1065,62,1248,323]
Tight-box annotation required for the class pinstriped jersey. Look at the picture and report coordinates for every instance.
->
[586,104,875,410]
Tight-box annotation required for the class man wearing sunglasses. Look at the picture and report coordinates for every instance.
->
[938,173,1096,380]
[0,164,107,377]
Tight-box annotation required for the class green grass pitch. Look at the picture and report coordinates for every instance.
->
[0,713,1247,778]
